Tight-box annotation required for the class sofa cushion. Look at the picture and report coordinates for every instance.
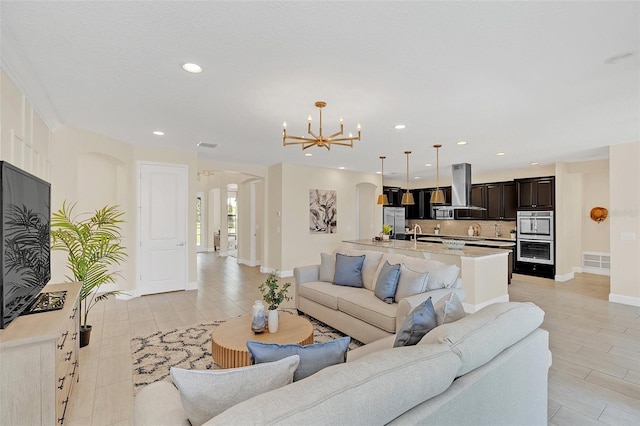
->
[425,264,461,290]
[170,355,300,426]
[338,291,397,333]
[395,263,429,300]
[319,252,336,283]
[247,337,350,382]
[297,281,363,310]
[434,291,466,325]
[207,344,461,426]
[333,253,365,287]
[420,302,545,376]
[394,297,438,347]
[374,261,401,303]
[340,249,383,290]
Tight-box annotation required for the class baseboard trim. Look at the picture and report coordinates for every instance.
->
[237,258,262,267]
[258,267,293,277]
[581,267,610,276]
[463,294,510,314]
[609,293,640,307]
[555,271,575,282]
[115,291,137,300]
[186,281,198,290]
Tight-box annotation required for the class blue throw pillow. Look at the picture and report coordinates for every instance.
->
[333,253,365,287]
[374,261,401,303]
[393,297,437,347]
[246,337,351,381]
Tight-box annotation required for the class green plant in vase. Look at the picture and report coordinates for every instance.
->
[259,273,291,333]
[51,202,128,347]
[382,224,393,240]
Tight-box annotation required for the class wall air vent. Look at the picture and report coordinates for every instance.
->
[197,142,218,149]
[582,252,610,276]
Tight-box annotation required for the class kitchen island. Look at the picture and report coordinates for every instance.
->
[343,239,510,313]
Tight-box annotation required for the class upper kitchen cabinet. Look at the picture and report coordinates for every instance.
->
[406,189,432,219]
[516,177,555,210]
[486,182,517,219]
[455,184,486,219]
[383,186,403,206]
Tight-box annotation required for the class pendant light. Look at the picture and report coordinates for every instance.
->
[401,151,415,205]
[376,156,389,205]
[430,144,445,204]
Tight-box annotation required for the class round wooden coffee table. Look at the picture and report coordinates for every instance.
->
[211,313,314,368]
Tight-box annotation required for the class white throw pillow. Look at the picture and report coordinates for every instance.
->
[426,264,460,290]
[319,252,336,283]
[170,355,300,426]
[395,263,429,301]
[434,292,466,325]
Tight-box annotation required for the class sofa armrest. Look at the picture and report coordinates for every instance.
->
[395,288,467,332]
[347,335,396,362]
[134,381,190,426]
[293,265,320,285]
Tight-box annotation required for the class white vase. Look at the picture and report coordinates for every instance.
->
[382,234,390,240]
[268,309,279,333]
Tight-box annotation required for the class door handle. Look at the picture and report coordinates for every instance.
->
[177,242,185,246]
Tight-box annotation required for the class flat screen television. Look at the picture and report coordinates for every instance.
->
[0,161,51,329]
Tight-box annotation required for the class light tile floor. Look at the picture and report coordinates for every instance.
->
[65,254,639,425]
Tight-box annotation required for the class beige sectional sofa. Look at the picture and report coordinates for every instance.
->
[135,302,550,425]
[294,248,466,343]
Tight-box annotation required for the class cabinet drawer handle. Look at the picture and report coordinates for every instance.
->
[57,331,69,349]
[57,398,69,424]
[69,307,78,320]
[71,331,78,341]
[65,351,73,361]
[57,376,65,390]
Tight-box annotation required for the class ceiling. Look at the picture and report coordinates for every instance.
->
[1,1,639,179]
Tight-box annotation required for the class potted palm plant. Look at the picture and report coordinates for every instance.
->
[382,224,392,240]
[50,202,127,347]
[258,273,291,333]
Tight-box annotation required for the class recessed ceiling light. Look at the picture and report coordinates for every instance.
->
[182,63,203,73]
[414,176,420,179]
[338,167,345,170]
[530,162,539,166]
[394,124,406,130]
[153,131,164,136]
[376,171,382,174]
[424,163,432,167]
[457,141,468,145]
[496,152,506,156]
[304,153,312,157]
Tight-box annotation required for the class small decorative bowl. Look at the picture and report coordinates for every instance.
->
[442,240,466,250]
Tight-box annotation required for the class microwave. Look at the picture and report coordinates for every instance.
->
[434,208,454,219]
[517,211,554,240]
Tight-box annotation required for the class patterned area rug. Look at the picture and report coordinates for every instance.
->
[130,313,362,394]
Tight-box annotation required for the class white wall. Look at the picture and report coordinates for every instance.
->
[609,141,640,306]
[267,163,381,274]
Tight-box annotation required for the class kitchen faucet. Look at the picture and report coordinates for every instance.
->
[412,224,422,240]
[494,223,500,237]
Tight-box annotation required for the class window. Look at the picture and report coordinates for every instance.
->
[227,191,237,235]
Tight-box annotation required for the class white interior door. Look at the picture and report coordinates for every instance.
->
[138,162,188,295]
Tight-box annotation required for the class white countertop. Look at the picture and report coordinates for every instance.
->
[416,236,516,248]
[343,239,510,258]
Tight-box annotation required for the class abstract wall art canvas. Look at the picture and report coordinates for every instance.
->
[309,189,336,234]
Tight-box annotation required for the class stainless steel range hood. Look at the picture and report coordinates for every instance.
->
[436,163,485,211]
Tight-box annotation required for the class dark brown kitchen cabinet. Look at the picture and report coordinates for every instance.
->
[383,186,402,206]
[516,177,555,210]
[486,182,517,220]
[455,184,486,219]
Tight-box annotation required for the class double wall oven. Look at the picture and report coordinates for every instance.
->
[517,211,554,266]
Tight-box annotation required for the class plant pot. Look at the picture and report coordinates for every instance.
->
[382,234,390,241]
[434,229,439,235]
[268,310,279,333]
[79,325,92,347]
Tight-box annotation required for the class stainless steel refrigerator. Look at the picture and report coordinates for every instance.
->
[383,207,406,239]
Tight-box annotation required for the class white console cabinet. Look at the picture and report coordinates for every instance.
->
[0,282,81,425]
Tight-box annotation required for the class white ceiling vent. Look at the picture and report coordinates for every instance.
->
[197,142,218,149]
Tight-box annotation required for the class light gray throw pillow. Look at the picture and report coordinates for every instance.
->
[374,261,401,303]
[394,297,438,347]
[247,337,350,381]
[333,253,365,287]
[170,355,299,426]
[319,252,336,282]
[434,292,466,325]
[395,263,429,300]
[426,264,460,290]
